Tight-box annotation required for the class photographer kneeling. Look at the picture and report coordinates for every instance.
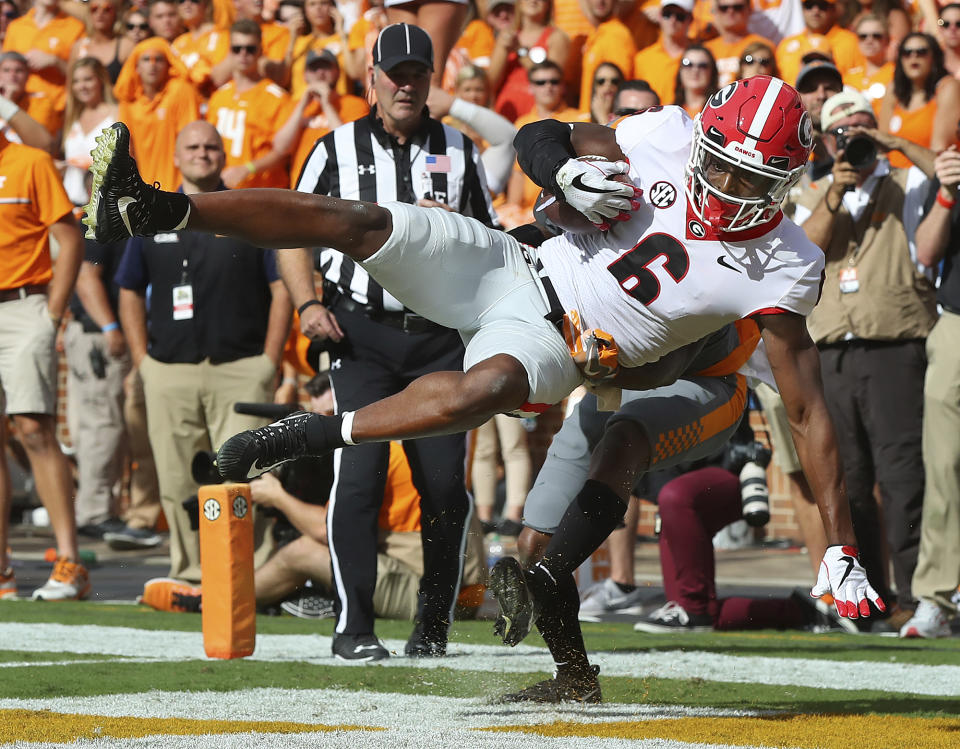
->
[790,91,938,629]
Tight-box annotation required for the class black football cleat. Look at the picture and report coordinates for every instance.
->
[489,557,539,647]
[498,664,602,704]
[215,411,318,481]
[404,618,448,658]
[83,122,189,243]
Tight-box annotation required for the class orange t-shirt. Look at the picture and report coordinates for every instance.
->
[705,33,768,87]
[290,94,370,186]
[454,18,496,67]
[844,62,895,104]
[579,19,636,111]
[886,97,937,169]
[16,90,63,136]
[553,0,595,45]
[378,441,421,533]
[633,39,683,105]
[2,9,84,105]
[172,29,220,94]
[777,26,864,87]
[207,79,294,188]
[0,135,74,289]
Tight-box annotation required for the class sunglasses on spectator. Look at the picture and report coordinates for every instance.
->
[939,18,960,28]
[126,22,150,31]
[901,46,931,58]
[594,76,621,85]
[802,0,832,10]
[231,44,259,55]
[716,4,747,14]
[741,54,772,66]
[661,7,690,21]
[2,9,18,18]
[531,78,562,86]
[682,59,712,70]
[179,0,203,4]
[857,31,885,41]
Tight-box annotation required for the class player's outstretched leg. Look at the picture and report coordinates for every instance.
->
[489,556,540,647]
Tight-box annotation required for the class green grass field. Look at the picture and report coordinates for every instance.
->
[2,601,959,748]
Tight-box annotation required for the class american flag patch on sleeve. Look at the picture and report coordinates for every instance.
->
[425,154,451,173]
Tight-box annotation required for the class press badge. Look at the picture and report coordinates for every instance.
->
[172,284,194,320]
[839,267,860,294]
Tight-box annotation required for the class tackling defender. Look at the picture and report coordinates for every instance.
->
[82,77,882,661]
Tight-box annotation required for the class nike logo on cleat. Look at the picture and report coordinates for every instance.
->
[716,256,742,273]
[571,174,623,194]
[117,196,137,237]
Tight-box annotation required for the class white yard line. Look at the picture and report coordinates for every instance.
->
[1,623,958,696]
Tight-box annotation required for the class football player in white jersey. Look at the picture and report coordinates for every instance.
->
[82,76,881,657]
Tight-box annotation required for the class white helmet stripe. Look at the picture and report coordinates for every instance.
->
[746,78,784,139]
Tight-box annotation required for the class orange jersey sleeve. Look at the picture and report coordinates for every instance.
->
[208,80,294,188]
[378,441,422,532]
[0,138,74,288]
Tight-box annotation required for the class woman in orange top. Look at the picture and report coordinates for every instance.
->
[490,0,570,122]
[69,0,132,83]
[843,13,895,104]
[674,44,718,119]
[849,0,910,62]
[879,32,960,168]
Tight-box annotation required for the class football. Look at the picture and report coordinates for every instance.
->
[535,156,635,235]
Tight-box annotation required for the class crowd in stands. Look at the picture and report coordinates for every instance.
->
[1,0,959,646]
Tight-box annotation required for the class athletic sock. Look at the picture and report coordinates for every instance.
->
[528,566,591,674]
[615,582,637,594]
[155,190,192,232]
[304,413,347,453]
[538,480,628,579]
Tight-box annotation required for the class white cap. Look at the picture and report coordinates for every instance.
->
[821,90,875,132]
[661,0,695,12]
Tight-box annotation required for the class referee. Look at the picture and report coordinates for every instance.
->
[278,23,498,661]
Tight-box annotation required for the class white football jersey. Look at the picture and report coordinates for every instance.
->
[537,106,825,368]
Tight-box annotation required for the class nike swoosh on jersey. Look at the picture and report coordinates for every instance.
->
[716,255,742,273]
[570,174,623,194]
[117,196,137,237]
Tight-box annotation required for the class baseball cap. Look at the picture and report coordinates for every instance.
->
[795,59,842,92]
[660,0,695,13]
[306,48,338,68]
[372,23,433,72]
[821,90,875,132]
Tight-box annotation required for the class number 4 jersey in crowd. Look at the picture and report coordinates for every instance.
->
[539,106,825,370]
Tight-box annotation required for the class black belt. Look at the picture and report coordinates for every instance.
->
[0,284,47,303]
[326,285,441,334]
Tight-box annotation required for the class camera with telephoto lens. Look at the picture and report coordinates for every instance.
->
[835,129,878,170]
[723,439,773,528]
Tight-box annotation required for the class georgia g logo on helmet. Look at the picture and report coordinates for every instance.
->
[685,75,813,235]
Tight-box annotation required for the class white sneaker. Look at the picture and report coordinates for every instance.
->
[633,601,713,633]
[899,599,951,639]
[578,578,648,621]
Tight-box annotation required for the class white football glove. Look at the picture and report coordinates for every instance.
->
[554,157,638,227]
[810,544,885,620]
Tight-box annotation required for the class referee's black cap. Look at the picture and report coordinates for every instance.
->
[372,23,433,72]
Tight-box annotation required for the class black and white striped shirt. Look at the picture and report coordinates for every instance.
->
[295,109,499,312]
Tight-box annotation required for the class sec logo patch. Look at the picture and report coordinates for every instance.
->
[649,181,677,208]
[233,495,248,519]
[203,498,221,522]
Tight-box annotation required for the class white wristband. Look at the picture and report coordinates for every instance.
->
[340,410,356,446]
[0,95,20,123]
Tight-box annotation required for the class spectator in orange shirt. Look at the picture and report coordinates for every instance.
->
[206,0,293,88]
[114,37,202,190]
[69,0,132,84]
[287,0,350,99]
[776,0,863,87]
[274,47,369,185]
[148,0,186,43]
[633,0,692,107]
[704,0,766,87]
[0,51,62,142]
[879,32,960,168]
[938,3,960,77]
[577,0,635,110]
[737,39,779,80]
[844,14,895,104]
[123,8,152,48]
[1,0,85,109]
[853,0,909,62]
[345,0,387,82]
[673,43,718,118]
[207,19,295,188]
[171,0,217,93]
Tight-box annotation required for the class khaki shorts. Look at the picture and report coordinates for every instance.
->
[0,294,58,415]
[754,382,801,474]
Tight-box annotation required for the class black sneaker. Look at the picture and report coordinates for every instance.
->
[103,525,163,550]
[404,618,447,657]
[499,664,602,704]
[496,518,524,537]
[83,122,189,242]
[490,557,539,647]
[332,633,389,662]
[279,591,335,620]
[632,601,713,633]
[77,518,126,540]
[216,411,317,481]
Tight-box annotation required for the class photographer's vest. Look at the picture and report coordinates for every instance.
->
[798,167,938,345]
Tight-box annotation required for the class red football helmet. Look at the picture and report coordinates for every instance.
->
[685,76,813,234]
